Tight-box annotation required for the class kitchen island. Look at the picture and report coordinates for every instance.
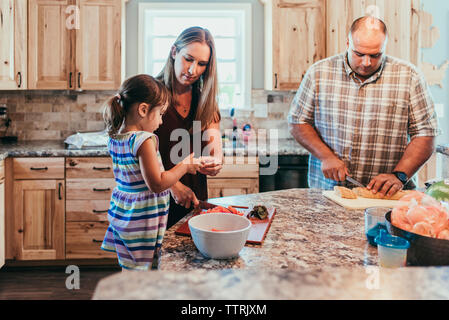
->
[93,188,449,299]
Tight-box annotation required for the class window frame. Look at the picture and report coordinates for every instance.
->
[137,2,252,110]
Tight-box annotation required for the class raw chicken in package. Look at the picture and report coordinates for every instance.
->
[391,190,449,240]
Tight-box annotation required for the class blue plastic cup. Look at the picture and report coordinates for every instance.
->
[375,230,410,268]
[364,207,390,246]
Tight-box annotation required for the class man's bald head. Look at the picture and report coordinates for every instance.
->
[349,16,388,39]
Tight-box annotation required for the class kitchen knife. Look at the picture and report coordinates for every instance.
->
[346,176,365,188]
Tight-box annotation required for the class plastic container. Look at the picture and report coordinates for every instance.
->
[364,207,390,246]
[375,229,410,268]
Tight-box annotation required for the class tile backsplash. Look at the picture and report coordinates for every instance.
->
[0,89,296,141]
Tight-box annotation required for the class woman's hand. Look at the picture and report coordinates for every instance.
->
[198,156,223,176]
[170,182,199,209]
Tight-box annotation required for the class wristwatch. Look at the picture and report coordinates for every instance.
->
[392,171,409,185]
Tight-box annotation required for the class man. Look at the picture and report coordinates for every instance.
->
[288,16,439,197]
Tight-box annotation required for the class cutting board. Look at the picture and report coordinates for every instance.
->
[175,206,276,245]
[322,190,401,210]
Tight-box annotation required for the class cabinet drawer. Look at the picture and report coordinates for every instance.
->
[66,178,116,200]
[13,158,64,179]
[66,221,116,259]
[208,178,259,198]
[213,157,259,178]
[66,157,114,179]
[66,200,110,221]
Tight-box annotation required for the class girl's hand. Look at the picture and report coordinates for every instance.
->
[170,182,199,208]
[198,156,223,176]
[181,153,203,174]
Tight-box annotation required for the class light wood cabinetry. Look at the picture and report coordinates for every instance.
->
[11,158,65,260]
[76,0,122,90]
[28,0,122,90]
[262,0,326,90]
[0,0,27,89]
[0,161,5,268]
[325,0,421,65]
[208,157,259,198]
[65,157,116,259]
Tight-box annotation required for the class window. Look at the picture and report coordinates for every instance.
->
[138,2,252,110]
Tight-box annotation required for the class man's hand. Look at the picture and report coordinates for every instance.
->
[321,156,349,182]
[170,182,199,209]
[367,174,403,198]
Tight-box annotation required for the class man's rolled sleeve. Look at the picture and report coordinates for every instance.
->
[408,70,440,139]
[287,67,316,126]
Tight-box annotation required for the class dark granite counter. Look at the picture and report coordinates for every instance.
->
[0,138,309,160]
[0,140,109,160]
[92,188,449,299]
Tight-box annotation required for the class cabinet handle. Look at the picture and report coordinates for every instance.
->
[93,188,111,192]
[30,167,48,171]
[17,72,22,88]
[274,73,278,89]
[58,183,63,200]
[78,72,81,88]
[93,209,108,214]
[93,166,110,171]
[92,239,103,243]
[69,72,73,88]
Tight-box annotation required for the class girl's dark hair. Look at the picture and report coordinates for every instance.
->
[103,74,170,136]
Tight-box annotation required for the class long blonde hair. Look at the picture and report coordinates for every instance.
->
[103,74,170,136]
[157,26,221,131]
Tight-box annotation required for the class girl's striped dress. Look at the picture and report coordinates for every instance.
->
[101,131,170,270]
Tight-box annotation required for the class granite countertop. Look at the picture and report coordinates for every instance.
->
[160,189,378,271]
[93,267,449,300]
[0,138,309,160]
[437,144,449,157]
[92,188,449,299]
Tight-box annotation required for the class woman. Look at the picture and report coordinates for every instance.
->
[155,26,223,229]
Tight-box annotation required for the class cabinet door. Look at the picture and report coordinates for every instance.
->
[208,178,259,198]
[0,0,27,89]
[0,181,4,268]
[28,0,73,89]
[13,180,65,260]
[75,0,121,90]
[325,0,420,65]
[264,0,326,90]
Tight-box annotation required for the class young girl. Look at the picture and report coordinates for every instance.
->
[100,74,201,271]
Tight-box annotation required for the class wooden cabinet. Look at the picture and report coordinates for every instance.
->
[207,157,259,198]
[325,0,421,65]
[28,0,121,90]
[262,0,326,90]
[0,0,27,89]
[65,157,116,259]
[11,158,65,260]
[0,161,5,268]
[76,0,122,90]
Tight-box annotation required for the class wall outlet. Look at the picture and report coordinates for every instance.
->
[254,103,268,118]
